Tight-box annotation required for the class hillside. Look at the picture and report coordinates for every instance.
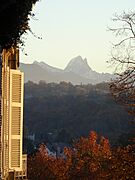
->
[24,81,133,146]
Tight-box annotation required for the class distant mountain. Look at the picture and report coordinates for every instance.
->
[65,56,113,83]
[65,56,92,74]
[34,61,63,73]
[20,56,114,84]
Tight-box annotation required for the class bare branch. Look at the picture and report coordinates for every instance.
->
[109,11,135,115]
[114,37,135,47]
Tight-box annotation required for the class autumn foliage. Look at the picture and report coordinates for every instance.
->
[27,131,134,179]
[109,145,135,179]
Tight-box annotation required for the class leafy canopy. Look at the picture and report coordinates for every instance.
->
[0,0,39,49]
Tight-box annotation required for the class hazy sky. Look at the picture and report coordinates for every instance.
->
[20,0,135,73]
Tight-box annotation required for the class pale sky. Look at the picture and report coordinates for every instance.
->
[20,0,135,73]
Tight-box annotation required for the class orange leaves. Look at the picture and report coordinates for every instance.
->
[28,131,112,179]
[28,132,135,180]
[38,143,49,157]
[69,131,112,179]
[74,131,111,160]
[89,131,97,146]
[64,147,73,158]
[108,145,135,180]
[100,137,111,158]
[89,162,98,173]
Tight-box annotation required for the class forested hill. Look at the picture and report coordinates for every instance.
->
[24,81,133,146]
[25,81,109,97]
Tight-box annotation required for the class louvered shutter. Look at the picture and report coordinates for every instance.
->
[9,70,24,171]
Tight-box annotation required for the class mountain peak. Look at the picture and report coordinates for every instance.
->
[64,56,92,74]
[69,55,85,64]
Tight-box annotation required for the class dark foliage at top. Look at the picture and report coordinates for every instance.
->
[0,0,39,49]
